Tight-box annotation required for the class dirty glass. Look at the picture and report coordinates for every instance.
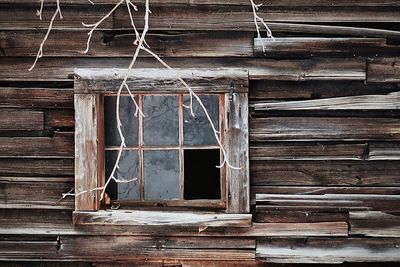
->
[143,95,179,146]
[143,150,180,200]
[105,150,140,200]
[183,95,219,145]
[104,96,138,146]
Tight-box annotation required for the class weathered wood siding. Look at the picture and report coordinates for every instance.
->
[0,0,400,266]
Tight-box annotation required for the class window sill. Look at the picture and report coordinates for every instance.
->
[73,210,252,228]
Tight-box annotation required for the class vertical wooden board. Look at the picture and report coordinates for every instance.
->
[75,94,100,211]
[226,93,250,213]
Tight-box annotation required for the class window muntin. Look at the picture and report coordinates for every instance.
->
[103,93,225,207]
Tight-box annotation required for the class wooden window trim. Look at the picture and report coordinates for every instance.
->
[73,68,249,226]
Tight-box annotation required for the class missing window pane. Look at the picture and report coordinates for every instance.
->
[183,95,219,146]
[144,150,180,200]
[184,149,221,200]
[143,95,179,146]
[105,150,140,200]
[104,96,138,146]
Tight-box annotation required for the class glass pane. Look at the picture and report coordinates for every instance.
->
[143,150,180,200]
[105,150,140,200]
[143,95,179,146]
[104,96,138,147]
[183,95,219,145]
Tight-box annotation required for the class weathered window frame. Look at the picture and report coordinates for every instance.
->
[73,68,250,225]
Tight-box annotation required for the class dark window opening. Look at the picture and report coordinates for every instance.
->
[184,149,221,200]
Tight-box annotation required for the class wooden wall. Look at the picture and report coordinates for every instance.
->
[0,0,400,266]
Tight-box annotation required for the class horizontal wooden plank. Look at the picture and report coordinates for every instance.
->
[0,158,74,176]
[0,30,253,57]
[257,237,400,263]
[114,5,400,31]
[0,4,113,30]
[251,186,400,196]
[250,143,367,160]
[368,57,400,83]
[0,236,255,261]
[254,210,348,223]
[251,92,400,110]
[369,142,400,160]
[249,80,400,100]
[0,239,58,259]
[256,194,400,212]
[251,161,400,186]
[96,260,263,267]
[0,88,73,109]
[0,109,43,131]
[0,57,366,82]
[254,37,400,57]
[3,0,400,6]
[349,211,400,237]
[1,5,399,31]
[45,109,74,129]
[74,68,249,93]
[0,177,74,209]
[0,132,73,158]
[74,210,252,228]
[250,117,400,141]
[57,236,255,261]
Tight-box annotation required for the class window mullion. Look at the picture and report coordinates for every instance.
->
[178,94,184,200]
[138,95,144,201]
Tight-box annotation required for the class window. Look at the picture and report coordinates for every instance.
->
[73,68,250,226]
[104,94,224,208]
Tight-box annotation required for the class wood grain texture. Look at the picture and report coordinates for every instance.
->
[254,37,400,57]
[0,88,73,109]
[250,143,368,161]
[0,158,73,177]
[249,80,400,100]
[0,132,73,158]
[225,93,250,213]
[74,210,252,227]
[257,238,400,263]
[74,68,249,93]
[349,211,400,237]
[256,194,400,213]
[0,31,253,57]
[74,94,101,211]
[0,177,74,209]
[368,57,400,83]
[251,160,400,186]
[0,57,366,81]
[369,142,400,160]
[250,117,400,141]
[251,92,400,111]
[0,109,43,131]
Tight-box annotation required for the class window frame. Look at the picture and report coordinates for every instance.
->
[73,68,249,221]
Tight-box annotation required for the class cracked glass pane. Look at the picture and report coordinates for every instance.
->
[144,150,180,200]
[183,95,219,145]
[143,95,179,146]
[104,96,138,146]
[105,150,140,200]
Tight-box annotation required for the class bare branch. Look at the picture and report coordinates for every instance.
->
[82,0,125,54]
[250,0,275,53]
[29,0,63,71]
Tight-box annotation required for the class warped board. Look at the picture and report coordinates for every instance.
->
[251,160,400,186]
[0,31,253,57]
